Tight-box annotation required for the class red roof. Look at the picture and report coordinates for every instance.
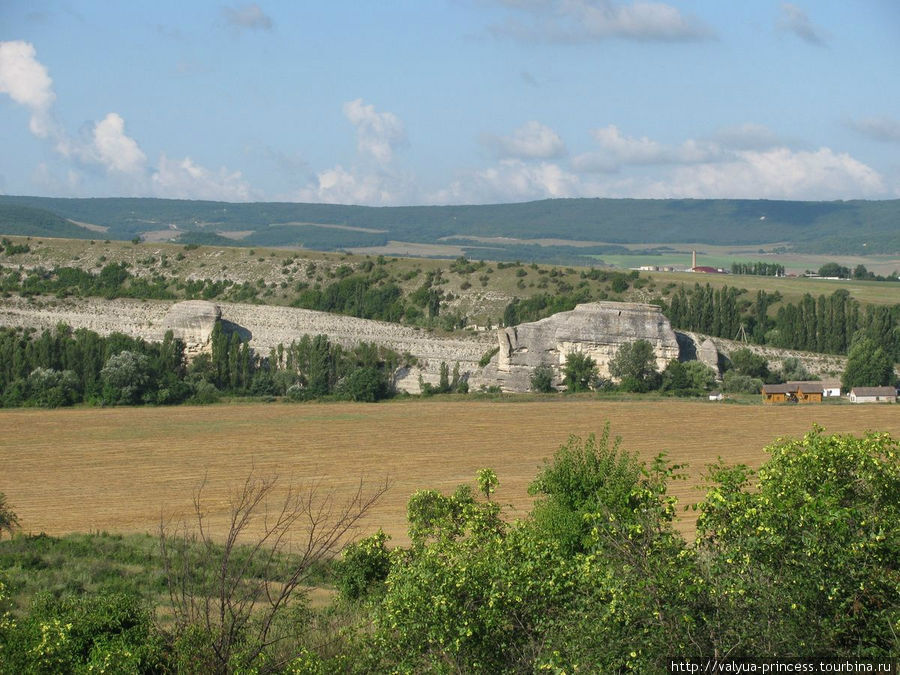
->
[692,266,724,274]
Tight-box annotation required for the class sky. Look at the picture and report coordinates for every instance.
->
[1,0,899,206]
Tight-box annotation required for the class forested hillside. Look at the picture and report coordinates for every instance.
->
[1,195,898,258]
[0,204,92,239]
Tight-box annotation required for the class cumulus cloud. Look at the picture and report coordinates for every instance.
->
[290,100,411,205]
[848,116,900,143]
[481,120,567,159]
[342,99,407,164]
[573,125,717,172]
[151,154,254,201]
[84,113,147,175]
[778,3,827,46]
[489,0,714,43]
[0,40,57,138]
[641,147,885,200]
[433,159,580,204]
[294,166,411,206]
[222,3,273,31]
[0,41,148,177]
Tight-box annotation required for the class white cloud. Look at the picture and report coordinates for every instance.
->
[222,3,273,31]
[433,159,580,204]
[641,147,885,200]
[778,3,827,46]
[848,116,900,143]
[573,125,718,171]
[290,100,410,204]
[342,99,407,164]
[151,154,254,201]
[0,40,57,138]
[482,120,567,159]
[490,0,714,43]
[86,113,147,175]
[293,166,408,206]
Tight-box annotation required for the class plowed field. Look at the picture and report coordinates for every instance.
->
[3,399,898,544]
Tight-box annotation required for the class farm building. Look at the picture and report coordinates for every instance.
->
[849,386,897,403]
[709,392,723,401]
[762,381,824,404]
[820,379,841,397]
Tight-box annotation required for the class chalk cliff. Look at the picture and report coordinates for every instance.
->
[494,301,680,391]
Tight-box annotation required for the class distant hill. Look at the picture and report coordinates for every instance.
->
[0,203,94,239]
[0,195,897,259]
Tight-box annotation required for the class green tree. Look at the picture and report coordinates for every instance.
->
[818,262,850,278]
[338,366,389,402]
[721,370,763,394]
[728,347,770,379]
[438,361,450,393]
[335,530,392,601]
[529,364,554,393]
[696,427,900,656]
[100,350,152,405]
[476,468,498,501]
[841,337,895,391]
[562,351,596,392]
[608,340,659,392]
[778,356,813,382]
[0,593,164,673]
[660,359,691,394]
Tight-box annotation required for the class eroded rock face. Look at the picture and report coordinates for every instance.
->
[698,337,721,375]
[495,301,680,391]
[157,301,221,354]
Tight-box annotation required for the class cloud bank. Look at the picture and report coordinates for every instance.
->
[0,42,892,205]
[0,41,253,201]
[481,121,567,159]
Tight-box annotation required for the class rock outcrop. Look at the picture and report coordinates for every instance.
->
[698,337,721,375]
[156,301,221,355]
[494,301,680,391]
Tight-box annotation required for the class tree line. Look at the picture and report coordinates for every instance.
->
[665,283,900,361]
[0,321,405,409]
[730,260,784,276]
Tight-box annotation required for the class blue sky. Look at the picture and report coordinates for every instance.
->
[1,1,898,205]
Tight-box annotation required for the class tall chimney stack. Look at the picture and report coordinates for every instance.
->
[692,250,696,269]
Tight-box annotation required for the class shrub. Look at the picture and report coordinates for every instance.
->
[530,364,555,393]
[335,530,392,601]
[563,352,596,392]
[722,370,763,394]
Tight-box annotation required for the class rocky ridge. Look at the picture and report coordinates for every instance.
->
[0,296,849,393]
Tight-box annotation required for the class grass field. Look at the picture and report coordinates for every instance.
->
[656,270,900,306]
[3,399,899,546]
[595,242,900,278]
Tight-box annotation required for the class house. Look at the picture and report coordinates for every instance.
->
[820,379,841,397]
[849,386,897,403]
[762,381,824,404]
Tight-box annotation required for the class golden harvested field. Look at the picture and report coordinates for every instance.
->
[2,399,899,545]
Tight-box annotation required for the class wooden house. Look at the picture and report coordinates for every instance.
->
[762,381,824,404]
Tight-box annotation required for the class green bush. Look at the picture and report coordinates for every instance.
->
[563,352,596,392]
[530,364,554,393]
[0,592,165,673]
[335,530,392,601]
